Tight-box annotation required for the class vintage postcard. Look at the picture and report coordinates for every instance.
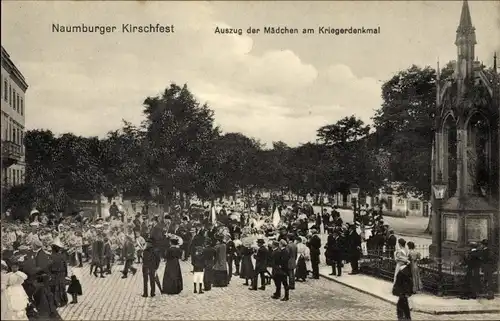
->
[1,0,499,320]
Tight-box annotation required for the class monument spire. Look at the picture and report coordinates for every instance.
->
[457,0,473,33]
[436,58,441,106]
[494,52,497,73]
[455,0,476,82]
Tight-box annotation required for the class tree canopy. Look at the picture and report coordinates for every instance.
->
[7,63,463,218]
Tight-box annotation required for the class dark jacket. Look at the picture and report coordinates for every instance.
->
[326,234,343,261]
[386,234,397,249]
[392,265,413,297]
[192,248,205,272]
[150,224,164,247]
[142,246,160,270]
[308,234,321,256]
[286,242,298,269]
[271,248,289,276]
[254,245,269,272]
[203,246,216,269]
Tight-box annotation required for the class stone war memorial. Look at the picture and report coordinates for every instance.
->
[430,0,500,264]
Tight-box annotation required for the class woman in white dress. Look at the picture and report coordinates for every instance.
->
[3,257,30,320]
[393,238,409,284]
[1,260,10,321]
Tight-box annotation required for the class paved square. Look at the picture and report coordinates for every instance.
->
[59,261,499,320]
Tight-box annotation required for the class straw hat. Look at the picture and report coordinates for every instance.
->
[52,237,64,249]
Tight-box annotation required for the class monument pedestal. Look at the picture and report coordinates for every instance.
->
[430,195,498,263]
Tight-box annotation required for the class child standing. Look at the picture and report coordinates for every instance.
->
[67,275,82,304]
[192,246,205,294]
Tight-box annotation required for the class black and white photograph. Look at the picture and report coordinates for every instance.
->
[1,0,499,320]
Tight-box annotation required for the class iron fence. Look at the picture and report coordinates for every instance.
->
[359,247,498,297]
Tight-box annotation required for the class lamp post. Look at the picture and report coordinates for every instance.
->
[350,185,360,224]
[432,171,448,296]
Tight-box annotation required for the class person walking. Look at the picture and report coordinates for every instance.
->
[122,235,137,279]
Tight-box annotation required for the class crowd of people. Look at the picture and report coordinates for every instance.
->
[0,200,401,319]
[1,199,496,321]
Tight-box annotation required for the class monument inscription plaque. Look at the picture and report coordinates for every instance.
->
[443,214,459,242]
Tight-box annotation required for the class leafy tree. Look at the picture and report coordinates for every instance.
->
[372,64,455,233]
[142,83,220,208]
[103,121,153,201]
[317,115,370,146]
[373,64,454,200]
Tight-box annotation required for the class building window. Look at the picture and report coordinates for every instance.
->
[12,127,16,143]
[20,98,24,115]
[3,79,6,101]
[13,89,16,109]
[16,94,20,113]
[9,85,12,105]
[410,201,420,211]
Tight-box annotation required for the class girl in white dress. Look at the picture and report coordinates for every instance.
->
[3,257,30,320]
[393,238,409,284]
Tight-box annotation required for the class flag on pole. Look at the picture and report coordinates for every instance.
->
[211,206,217,225]
[272,207,280,228]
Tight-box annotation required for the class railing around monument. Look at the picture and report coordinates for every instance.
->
[359,246,498,296]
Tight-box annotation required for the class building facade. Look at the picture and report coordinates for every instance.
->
[1,46,28,191]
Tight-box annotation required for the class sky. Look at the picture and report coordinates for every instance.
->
[2,0,500,147]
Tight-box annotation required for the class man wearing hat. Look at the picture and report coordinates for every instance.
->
[26,223,41,248]
[308,226,321,279]
[141,238,161,297]
[271,239,290,301]
[250,238,268,291]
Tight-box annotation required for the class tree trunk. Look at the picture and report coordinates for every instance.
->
[180,192,185,209]
[97,194,102,219]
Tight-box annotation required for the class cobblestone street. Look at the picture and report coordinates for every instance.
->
[59,261,500,320]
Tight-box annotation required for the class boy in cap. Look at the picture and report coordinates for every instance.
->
[192,245,205,294]
[122,235,137,278]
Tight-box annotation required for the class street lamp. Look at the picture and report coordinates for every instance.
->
[432,171,447,296]
[350,185,360,223]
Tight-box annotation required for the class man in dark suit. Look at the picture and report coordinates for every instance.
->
[250,238,268,291]
[226,237,237,282]
[286,234,298,289]
[308,226,321,279]
[347,224,362,275]
[141,238,160,297]
[150,216,164,249]
[271,240,290,301]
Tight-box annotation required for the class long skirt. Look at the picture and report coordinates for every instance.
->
[239,256,254,280]
[296,257,308,280]
[212,270,228,287]
[51,275,68,308]
[203,267,213,291]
